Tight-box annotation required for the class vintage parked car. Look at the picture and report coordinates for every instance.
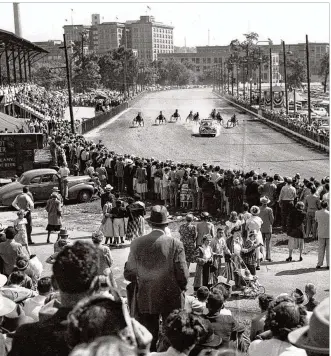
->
[0,168,96,207]
[199,119,218,137]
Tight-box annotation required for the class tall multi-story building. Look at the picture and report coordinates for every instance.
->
[63,24,91,43]
[95,22,125,54]
[127,15,174,61]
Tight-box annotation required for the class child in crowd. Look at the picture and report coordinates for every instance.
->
[14,209,31,256]
[184,286,210,315]
[304,283,319,311]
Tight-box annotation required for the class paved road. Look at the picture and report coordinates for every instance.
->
[86,88,329,179]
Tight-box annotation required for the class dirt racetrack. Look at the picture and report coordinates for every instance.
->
[86,88,329,179]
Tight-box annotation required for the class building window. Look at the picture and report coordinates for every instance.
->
[207,58,211,64]
[203,58,206,64]
[196,58,200,64]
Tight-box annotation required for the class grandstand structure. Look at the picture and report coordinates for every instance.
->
[0,29,49,129]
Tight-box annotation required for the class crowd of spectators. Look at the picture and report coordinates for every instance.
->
[226,93,329,146]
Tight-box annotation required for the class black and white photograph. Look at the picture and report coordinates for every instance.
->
[0,1,329,355]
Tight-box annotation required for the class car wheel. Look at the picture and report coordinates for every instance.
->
[78,190,92,203]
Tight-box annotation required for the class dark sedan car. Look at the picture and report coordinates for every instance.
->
[0,168,96,206]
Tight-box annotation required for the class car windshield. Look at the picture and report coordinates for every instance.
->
[202,121,213,126]
[18,174,29,185]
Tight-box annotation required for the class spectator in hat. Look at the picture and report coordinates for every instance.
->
[288,297,329,356]
[315,200,329,269]
[278,177,296,233]
[54,228,71,252]
[248,295,307,356]
[45,192,62,244]
[250,293,274,341]
[124,205,189,351]
[51,187,63,206]
[189,318,223,356]
[91,231,113,276]
[201,174,216,214]
[23,277,53,322]
[0,293,17,354]
[197,212,215,247]
[10,241,99,356]
[259,196,274,262]
[246,206,264,269]
[286,201,306,262]
[304,283,319,312]
[0,227,24,277]
[14,257,33,290]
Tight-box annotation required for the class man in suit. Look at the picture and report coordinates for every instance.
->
[124,205,189,351]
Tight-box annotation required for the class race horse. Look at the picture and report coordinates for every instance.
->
[132,115,144,127]
[227,114,239,128]
[192,112,200,125]
[155,115,167,125]
[216,112,224,126]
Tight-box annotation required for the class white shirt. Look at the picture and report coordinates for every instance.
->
[248,339,307,356]
[23,294,47,321]
[315,209,329,239]
[220,308,232,315]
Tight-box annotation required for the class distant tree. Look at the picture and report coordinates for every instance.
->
[31,61,66,90]
[72,54,101,92]
[287,58,306,89]
[98,46,138,93]
[319,52,329,93]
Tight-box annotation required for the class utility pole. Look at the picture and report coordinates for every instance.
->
[282,40,289,115]
[269,47,273,110]
[63,34,75,134]
[306,34,311,125]
[259,48,262,107]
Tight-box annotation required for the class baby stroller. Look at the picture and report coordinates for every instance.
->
[213,255,265,299]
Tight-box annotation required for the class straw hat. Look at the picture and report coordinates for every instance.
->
[288,298,329,354]
[250,205,261,216]
[260,196,270,204]
[0,294,16,317]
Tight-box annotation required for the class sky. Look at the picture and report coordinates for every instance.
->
[0,1,329,47]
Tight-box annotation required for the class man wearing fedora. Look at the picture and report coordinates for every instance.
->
[288,297,329,356]
[259,196,274,262]
[124,205,189,351]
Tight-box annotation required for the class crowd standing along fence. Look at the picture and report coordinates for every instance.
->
[79,91,148,134]
[215,92,329,152]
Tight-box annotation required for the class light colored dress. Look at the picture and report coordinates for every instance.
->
[14,217,28,245]
[100,201,114,237]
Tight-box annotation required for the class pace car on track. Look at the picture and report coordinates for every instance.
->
[198,119,218,137]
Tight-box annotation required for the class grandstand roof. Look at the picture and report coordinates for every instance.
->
[0,29,49,55]
[0,111,28,132]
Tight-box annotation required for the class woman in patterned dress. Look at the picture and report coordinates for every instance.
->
[126,195,146,241]
[179,171,191,210]
[179,214,197,268]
